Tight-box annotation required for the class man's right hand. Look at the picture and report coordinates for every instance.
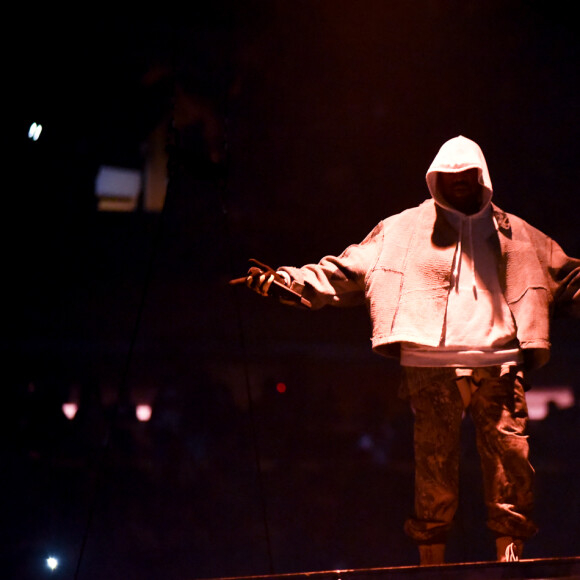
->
[230,259,310,308]
[246,266,278,296]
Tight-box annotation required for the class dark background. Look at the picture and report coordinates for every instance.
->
[7,2,580,579]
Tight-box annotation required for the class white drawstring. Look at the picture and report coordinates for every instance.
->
[452,220,462,291]
[451,217,477,297]
[468,218,477,297]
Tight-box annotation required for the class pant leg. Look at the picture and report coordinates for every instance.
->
[403,367,465,543]
[470,368,538,540]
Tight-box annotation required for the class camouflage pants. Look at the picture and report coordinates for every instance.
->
[401,365,538,544]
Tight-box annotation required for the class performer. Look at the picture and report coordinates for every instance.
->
[239,136,580,565]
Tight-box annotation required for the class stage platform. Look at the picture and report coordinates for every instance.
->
[207,557,580,580]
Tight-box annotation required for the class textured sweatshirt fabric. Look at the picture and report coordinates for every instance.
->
[279,137,580,370]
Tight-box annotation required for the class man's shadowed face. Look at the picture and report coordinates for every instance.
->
[437,168,482,215]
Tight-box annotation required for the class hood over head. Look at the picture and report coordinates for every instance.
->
[426,135,493,215]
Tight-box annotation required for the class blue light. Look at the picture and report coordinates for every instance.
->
[28,122,43,141]
[46,556,58,571]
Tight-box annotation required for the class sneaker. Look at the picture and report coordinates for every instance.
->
[496,536,523,562]
[504,542,519,562]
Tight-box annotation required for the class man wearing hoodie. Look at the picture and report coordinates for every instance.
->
[242,136,580,565]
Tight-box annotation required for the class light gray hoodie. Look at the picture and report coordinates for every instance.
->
[401,136,521,367]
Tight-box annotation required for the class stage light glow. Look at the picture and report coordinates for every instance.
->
[358,433,373,450]
[276,382,287,394]
[28,122,43,141]
[62,402,78,420]
[46,556,58,570]
[95,165,142,212]
[136,404,152,422]
[526,386,575,420]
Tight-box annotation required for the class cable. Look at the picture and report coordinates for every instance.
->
[218,123,276,575]
[215,6,275,572]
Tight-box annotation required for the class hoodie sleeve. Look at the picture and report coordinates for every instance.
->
[548,239,580,318]
[526,223,580,318]
[277,221,384,310]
